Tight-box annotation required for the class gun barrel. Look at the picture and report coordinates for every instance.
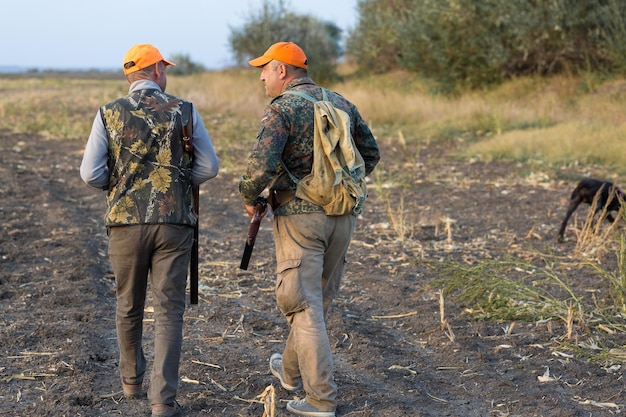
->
[190,184,200,304]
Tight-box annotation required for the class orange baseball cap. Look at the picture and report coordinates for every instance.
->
[248,42,307,69]
[122,44,175,75]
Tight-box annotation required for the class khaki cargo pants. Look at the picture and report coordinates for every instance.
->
[273,212,356,412]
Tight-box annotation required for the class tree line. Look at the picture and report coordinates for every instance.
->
[183,0,626,93]
[346,0,626,92]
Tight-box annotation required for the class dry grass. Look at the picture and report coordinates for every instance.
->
[573,187,623,259]
[0,77,125,139]
[3,70,626,174]
[465,121,626,169]
[459,78,626,173]
[336,72,626,176]
[0,70,264,144]
[3,69,626,248]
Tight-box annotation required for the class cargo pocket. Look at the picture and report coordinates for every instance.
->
[275,258,308,316]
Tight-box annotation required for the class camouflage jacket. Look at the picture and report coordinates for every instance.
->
[239,77,380,215]
[102,89,196,226]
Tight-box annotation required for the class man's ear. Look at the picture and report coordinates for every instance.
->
[277,63,288,79]
[153,62,163,77]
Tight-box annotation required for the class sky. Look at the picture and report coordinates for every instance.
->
[1,0,359,71]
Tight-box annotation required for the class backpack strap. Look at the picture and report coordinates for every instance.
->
[281,160,300,185]
[282,90,316,102]
[281,88,329,103]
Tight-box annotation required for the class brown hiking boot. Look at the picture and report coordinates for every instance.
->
[121,377,144,399]
[151,401,182,417]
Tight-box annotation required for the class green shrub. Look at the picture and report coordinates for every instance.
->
[228,0,343,84]
[348,0,626,92]
[167,54,205,76]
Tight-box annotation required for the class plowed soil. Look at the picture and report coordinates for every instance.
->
[1,130,624,417]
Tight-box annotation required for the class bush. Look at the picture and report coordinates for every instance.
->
[167,54,205,76]
[348,0,626,92]
[228,0,343,84]
[345,0,407,74]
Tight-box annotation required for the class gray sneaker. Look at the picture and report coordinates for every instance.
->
[286,399,335,417]
[269,353,302,391]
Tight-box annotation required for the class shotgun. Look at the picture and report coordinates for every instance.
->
[183,103,199,304]
[240,196,268,270]
[190,185,199,304]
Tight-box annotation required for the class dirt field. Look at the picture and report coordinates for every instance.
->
[1,130,624,417]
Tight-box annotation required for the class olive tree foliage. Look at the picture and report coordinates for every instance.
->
[229,0,343,84]
[345,0,408,74]
[347,0,626,92]
[167,54,205,76]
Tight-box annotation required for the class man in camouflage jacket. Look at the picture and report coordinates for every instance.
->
[239,42,379,417]
[80,44,219,417]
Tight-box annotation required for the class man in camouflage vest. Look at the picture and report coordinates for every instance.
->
[80,44,219,417]
[239,42,380,417]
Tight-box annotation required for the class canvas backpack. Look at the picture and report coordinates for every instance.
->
[281,88,367,216]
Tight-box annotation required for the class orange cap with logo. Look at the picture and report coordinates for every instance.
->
[122,44,176,75]
[248,42,307,69]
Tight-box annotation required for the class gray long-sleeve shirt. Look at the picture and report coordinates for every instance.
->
[80,80,219,189]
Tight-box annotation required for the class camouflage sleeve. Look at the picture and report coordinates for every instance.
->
[351,107,380,176]
[239,106,289,206]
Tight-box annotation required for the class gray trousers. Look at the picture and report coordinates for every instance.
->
[108,224,193,405]
[273,212,356,411]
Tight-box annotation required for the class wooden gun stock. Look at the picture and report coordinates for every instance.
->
[240,197,268,270]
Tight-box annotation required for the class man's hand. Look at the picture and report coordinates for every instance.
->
[244,204,256,217]
[245,201,269,218]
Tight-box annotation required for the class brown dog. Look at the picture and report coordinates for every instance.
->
[558,178,624,242]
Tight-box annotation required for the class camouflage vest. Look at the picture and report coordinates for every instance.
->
[101,89,195,226]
